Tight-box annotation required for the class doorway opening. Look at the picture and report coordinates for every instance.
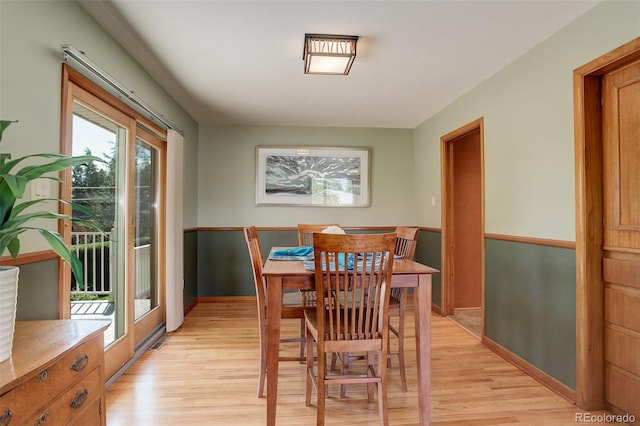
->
[440,118,485,338]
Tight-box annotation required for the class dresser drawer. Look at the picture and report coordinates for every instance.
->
[69,398,103,426]
[25,367,102,426]
[0,337,102,425]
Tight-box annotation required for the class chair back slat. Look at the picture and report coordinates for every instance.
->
[312,233,396,343]
[394,227,420,260]
[390,227,420,302]
[244,227,266,315]
[297,224,341,246]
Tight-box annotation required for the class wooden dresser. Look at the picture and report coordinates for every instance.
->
[0,320,110,426]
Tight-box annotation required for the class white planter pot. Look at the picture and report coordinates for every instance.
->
[0,266,19,363]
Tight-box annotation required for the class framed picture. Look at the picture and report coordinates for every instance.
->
[255,146,370,207]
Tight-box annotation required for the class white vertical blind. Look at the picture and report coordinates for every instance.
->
[165,129,184,332]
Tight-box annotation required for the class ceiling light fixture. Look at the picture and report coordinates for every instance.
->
[303,34,359,75]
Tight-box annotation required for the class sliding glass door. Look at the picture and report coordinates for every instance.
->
[62,67,166,380]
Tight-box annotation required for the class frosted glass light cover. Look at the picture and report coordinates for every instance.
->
[303,34,358,75]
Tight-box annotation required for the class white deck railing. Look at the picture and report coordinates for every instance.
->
[134,244,151,299]
[71,231,151,300]
[71,231,111,295]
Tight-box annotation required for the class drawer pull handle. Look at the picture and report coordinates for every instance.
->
[37,369,50,382]
[71,354,89,372]
[34,411,49,425]
[70,389,88,409]
[0,409,12,426]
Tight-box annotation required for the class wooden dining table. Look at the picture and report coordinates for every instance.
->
[261,248,439,425]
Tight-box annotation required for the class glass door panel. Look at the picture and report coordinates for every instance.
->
[66,94,136,380]
[134,139,159,320]
[133,131,164,344]
[70,103,127,348]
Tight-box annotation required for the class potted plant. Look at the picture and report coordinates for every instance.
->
[0,120,101,362]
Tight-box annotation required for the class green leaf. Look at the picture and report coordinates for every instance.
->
[10,198,98,220]
[23,156,102,180]
[37,229,84,288]
[7,236,20,258]
[1,210,73,230]
[0,182,16,223]
[0,172,27,199]
[6,198,51,218]
[0,228,24,258]
[0,153,102,178]
[0,120,17,143]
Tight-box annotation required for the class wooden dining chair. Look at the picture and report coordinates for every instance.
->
[243,226,316,398]
[304,232,396,426]
[297,224,341,246]
[331,226,419,395]
[387,226,420,392]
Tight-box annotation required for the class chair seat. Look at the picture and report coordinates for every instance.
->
[283,290,317,307]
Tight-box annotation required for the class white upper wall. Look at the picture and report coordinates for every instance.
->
[0,0,199,252]
[414,0,640,241]
[197,125,414,227]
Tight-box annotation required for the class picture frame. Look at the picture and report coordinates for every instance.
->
[255,146,370,207]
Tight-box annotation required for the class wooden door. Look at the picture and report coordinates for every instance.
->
[602,59,640,418]
[451,129,483,308]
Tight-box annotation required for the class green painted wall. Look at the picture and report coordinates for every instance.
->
[196,228,442,299]
[197,229,302,297]
[183,231,199,310]
[198,230,253,297]
[417,231,442,308]
[485,239,576,388]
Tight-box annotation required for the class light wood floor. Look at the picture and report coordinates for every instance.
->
[106,299,612,425]
[449,308,481,336]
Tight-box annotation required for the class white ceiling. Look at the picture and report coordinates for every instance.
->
[79,0,599,129]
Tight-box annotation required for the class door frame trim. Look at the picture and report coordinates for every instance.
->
[574,37,640,410]
[440,117,485,324]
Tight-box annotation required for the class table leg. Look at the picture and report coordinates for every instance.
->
[414,274,431,425]
[266,276,283,426]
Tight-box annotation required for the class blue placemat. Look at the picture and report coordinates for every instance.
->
[269,246,314,261]
[303,253,385,272]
